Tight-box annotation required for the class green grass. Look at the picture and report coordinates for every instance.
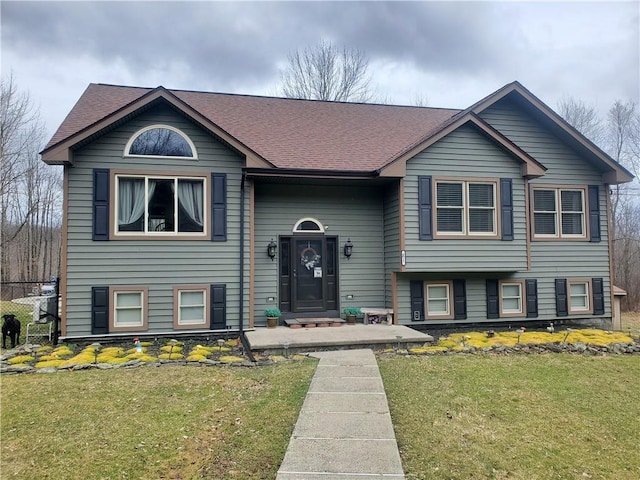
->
[379,354,640,480]
[621,311,640,332]
[1,360,317,479]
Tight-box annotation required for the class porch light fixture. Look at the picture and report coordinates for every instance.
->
[267,239,277,260]
[343,238,353,259]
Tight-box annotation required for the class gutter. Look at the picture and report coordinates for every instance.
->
[239,170,256,362]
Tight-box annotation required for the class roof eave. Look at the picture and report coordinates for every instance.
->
[379,112,547,178]
[245,167,380,179]
[40,87,273,168]
[471,81,634,185]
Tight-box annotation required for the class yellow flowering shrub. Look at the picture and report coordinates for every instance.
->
[160,345,183,353]
[186,354,207,362]
[219,355,244,363]
[126,353,157,362]
[101,347,125,356]
[8,355,34,365]
[158,353,184,360]
[52,346,74,357]
[126,347,147,354]
[35,360,65,368]
[37,345,53,353]
[420,328,634,354]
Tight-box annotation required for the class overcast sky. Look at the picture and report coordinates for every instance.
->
[2,0,638,141]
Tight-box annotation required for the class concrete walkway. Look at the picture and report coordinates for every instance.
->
[276,349,405,480]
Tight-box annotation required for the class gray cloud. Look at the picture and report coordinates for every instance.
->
[1,1,638,136]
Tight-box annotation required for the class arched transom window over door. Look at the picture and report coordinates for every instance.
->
[293,218,325,233]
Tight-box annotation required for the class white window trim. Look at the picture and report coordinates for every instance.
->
[114,173,208,237]
[568,279,591,314]
[110,287,148,332]
[173,286,210,329]
[124,124,198,159]
[533,187,586,239]
[499,280,525,317]
[435,180,497,237]
[292,217,325,233]
[424,281,454,320]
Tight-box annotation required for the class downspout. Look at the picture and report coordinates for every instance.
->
[238,170,256,362]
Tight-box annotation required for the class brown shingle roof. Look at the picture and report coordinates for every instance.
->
[45,84,460,172]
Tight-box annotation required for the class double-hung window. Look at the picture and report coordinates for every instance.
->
[568,280,590,313]
[425,282,453,319]
[115,175,206,235]
[533,187,585,239]
[435,180,497,236]
[500,281,524,316]
[111,287,148,332]
[173,286,209,329]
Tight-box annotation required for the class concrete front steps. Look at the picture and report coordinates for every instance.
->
[244,324,433,355]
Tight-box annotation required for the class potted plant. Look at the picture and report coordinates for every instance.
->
[343,306,361,325]
[264,307,281,329]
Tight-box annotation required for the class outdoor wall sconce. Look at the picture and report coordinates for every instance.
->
[267,239,277,260]
[343,238,353,259]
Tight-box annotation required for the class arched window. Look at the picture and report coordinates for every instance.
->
[125,125,197,158]
[293,217,325,233]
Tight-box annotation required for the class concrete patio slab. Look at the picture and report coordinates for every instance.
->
[246,324,432,355]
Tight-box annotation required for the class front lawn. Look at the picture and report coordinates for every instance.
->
[622,311,640,332]
[379,354,640,480]
[1,360,316,479]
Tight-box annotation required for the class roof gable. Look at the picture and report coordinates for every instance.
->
[469,82,633,184]
[42,84,460,171]
[41,81,633,185]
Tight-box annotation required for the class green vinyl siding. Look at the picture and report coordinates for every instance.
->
[404,124,528,272]
[253,183,386,324]
[64,104,246,336]
[383,181,401,307]
[395,99,613,325]
[480,97,611,319]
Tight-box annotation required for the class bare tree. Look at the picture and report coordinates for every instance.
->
[0,75,62,282]
[557,96,604,146]
[279,40,376,102]
[607,100,639,177]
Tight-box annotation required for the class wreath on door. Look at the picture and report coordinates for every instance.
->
[300,245,321,270]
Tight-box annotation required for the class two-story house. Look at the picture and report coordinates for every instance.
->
[41,81,632,341]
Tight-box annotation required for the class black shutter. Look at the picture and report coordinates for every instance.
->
[93,169,110,241]
[588,185,601,242]
[418,176,433,240]
[592,277,604,315]
[555,278,568,317]
[453,279,467,320]
[410,280,425,321]
[501,178,513,241]
[210,284,226,329]
[486,279,499,319]
[91,286,109,334]
[211,173,227,241]
[525,279,538,318]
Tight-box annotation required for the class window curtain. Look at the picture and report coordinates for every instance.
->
[118,178,146,227]
[177,180,204,227]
